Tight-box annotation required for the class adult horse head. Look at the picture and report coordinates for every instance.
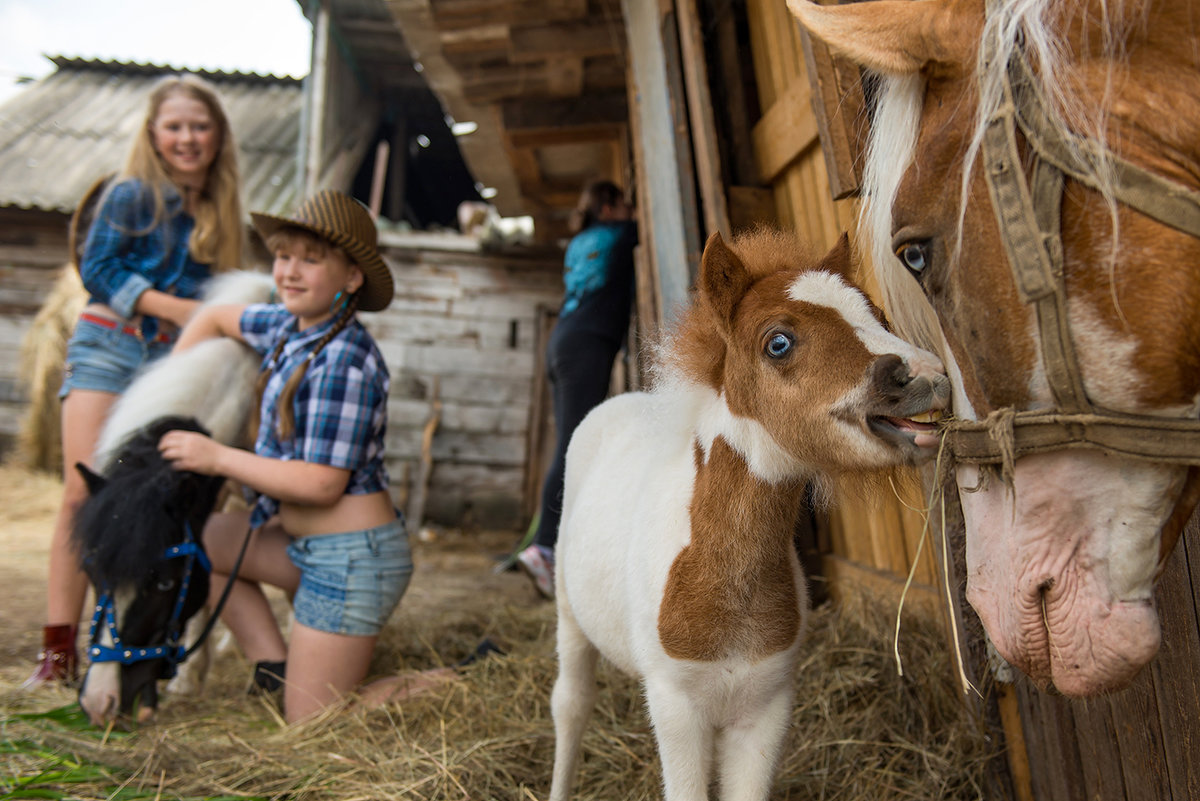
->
[790,0,1200,695]
[74,416,224,724]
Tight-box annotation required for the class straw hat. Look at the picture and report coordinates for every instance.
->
[250,190,394,312]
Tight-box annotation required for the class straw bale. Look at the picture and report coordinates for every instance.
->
[14,265,87,472]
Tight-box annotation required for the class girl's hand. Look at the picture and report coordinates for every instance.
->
[159,430,224,475]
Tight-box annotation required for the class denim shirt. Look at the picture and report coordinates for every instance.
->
[80,178,212,339]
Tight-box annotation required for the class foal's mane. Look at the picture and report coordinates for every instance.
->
[73,416,221,589]
[862,0,1135,354]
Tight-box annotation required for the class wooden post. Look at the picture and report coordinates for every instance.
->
[368,140,390,218]
[407,377,442,530]
[305,0,330,196]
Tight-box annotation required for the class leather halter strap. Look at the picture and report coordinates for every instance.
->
[942,25,1200,470]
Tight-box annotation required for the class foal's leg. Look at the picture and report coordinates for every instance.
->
[644,677,714,801]
[548,601,600,801]
[715,683,793,801]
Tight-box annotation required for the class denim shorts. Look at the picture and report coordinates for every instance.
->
[286,518,413,636]
[59,317,173,399]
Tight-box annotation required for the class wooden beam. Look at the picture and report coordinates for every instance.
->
[430,0,588,31]
[797,0,869,199]
[822,553,943,619]
[440,24,510,67]
[676,0,730,239]
[727,185,776,232]
[545,55,585,96]
[508,20,624,63]
[502,90,628,131]
[506,123,623,149]
[751,76,819,184]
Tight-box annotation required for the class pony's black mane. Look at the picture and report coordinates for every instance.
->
[73,416,224,589]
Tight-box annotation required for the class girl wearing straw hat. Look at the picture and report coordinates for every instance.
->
[157,189,418,723]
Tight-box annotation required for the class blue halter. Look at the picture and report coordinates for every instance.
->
[86,523,211,678]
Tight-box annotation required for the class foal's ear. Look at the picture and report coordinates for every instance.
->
[815,233,855,281]
[699,231,752,329]
[75,463,107,495]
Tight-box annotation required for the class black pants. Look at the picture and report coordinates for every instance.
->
[533,325,623,551]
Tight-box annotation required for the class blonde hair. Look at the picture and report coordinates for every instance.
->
[251,227,359,440]
[119,74,244,271]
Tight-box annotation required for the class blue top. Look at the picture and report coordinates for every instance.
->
[556,220,637,343]
[240,304,391,528]
[80,179,212,340]
[560,221,636,319]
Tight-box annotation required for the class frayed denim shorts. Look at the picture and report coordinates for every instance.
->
[59,316,173,399]
[286,518,412,637]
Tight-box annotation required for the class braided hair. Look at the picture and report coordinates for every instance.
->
[250,228,362,441]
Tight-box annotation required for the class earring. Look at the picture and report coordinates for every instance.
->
[329,290,344,314]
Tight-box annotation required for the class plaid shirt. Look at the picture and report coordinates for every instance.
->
[240,304,391,528]
[80,179,211,339]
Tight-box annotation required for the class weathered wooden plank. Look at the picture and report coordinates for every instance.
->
[1016,683,1089,801]
[429,0,589,31]
[508,20,624,63]
[675,0,730,239]
[822,553,942,618]
[501,90,628,131]
[751,78,820,184]
[797,7,869,200]
[726,185,776,232]
[1143,536,1200,800]
[389,397,530,433]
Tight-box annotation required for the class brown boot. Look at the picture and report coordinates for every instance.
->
[22,624,78,688]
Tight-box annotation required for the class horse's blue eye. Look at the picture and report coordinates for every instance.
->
[765,332,793,358]
[896,242,928,276]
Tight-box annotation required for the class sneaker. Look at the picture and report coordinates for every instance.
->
[516,544,555,599]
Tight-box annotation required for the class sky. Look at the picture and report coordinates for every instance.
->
[0,0,312,105]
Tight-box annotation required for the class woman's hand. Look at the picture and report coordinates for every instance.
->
[137,289,201,329]
[159,429,225,475]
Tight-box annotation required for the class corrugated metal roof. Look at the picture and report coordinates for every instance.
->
[0,58,304,216]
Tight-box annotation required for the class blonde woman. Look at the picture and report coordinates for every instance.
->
[26,75,245,686]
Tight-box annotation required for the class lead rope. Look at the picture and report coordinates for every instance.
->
[180,522,255,661]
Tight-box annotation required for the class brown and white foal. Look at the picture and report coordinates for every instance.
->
[549,229,948,801]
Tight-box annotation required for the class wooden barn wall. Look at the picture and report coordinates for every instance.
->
[372,239,563,530]
[0,220,562,532]
[0,209,70,454]
[739,0,940,611]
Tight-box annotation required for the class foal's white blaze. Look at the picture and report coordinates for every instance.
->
[786,271,945,377]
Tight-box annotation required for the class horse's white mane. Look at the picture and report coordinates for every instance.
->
[862,0,1130,354]
[92,270,274,470]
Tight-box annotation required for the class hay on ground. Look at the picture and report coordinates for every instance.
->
[1,557,996,801]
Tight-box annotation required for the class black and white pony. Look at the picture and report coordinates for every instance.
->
[75,271,274,725]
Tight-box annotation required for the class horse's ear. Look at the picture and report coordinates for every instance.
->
[699,231,752,330]
[815,232,855,281]
[786,0,977,75]
[76,463,106,495]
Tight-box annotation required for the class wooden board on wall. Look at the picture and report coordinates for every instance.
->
[795,0,872,199]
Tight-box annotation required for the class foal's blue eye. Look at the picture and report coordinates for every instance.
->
[765,332,793,359]
[895,242,929,276]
